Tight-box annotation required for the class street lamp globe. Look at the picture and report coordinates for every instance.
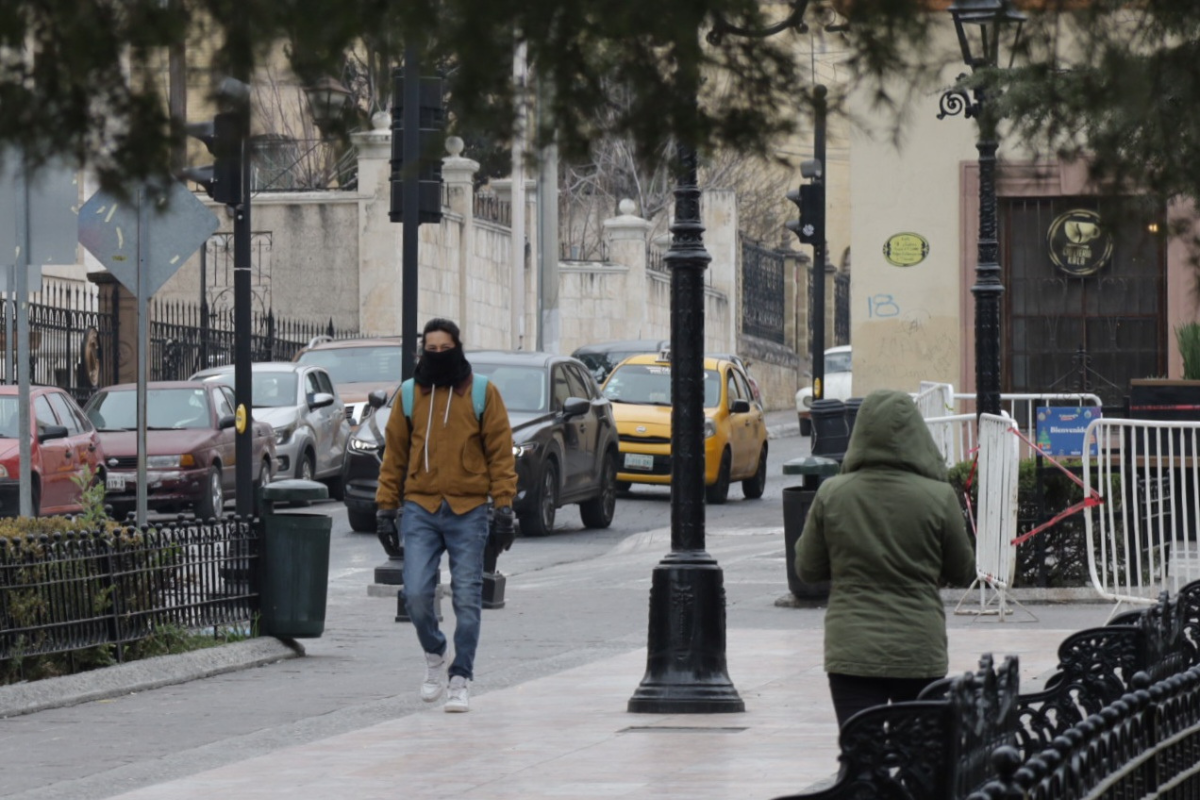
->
[304,76,353,133]
[948,0,1026,71]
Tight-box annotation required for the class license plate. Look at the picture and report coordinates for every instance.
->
[624,453,654,471]
[106,474,126,492]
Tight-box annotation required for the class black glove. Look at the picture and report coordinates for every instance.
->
[376,507,402,557]
[490,506,516,552]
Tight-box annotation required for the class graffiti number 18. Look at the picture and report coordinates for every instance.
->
[867,294,900,318]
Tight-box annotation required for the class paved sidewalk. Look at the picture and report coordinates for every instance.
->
[111,625,1073,800]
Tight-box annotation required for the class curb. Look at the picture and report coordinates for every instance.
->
[775,586,1112,609]
[0,637,305,719]
[767,420,800,440]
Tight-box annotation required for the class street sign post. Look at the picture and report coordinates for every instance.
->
[1,152,78,517]
[79,182,219,524]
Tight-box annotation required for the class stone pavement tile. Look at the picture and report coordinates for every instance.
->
[111,625,1076,800]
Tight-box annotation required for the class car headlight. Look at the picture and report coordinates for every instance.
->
[704,418,716,439]
[146,455,194,469]
[274,424,295,445]
[349,436,380,453]
[513,442,539,458]
[801,395,814,410]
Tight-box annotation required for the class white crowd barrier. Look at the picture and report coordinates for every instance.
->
[914,381,955,419]
[1084,418,1200,609]
[973,413,1020,601]
[924,413,978,468]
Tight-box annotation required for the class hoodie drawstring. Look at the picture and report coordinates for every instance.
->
[421,387,456,473]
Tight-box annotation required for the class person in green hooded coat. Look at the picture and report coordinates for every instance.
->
[795,389,976,728]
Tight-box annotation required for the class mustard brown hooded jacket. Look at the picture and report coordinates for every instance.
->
[795,389,976,679]
[375,375,517,515]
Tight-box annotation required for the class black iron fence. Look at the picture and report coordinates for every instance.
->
[149,299,360,381]
[775,581,1200,800]
[0,517,258,680]
[741,239,786,344]
[0,279,118,407]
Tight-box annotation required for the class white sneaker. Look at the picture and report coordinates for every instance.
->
[445,675,469,713]
[421,652,447,702]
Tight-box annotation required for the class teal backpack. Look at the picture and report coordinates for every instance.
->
[400,376,488,423]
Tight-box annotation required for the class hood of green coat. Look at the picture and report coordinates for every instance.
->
[841,389,947,482]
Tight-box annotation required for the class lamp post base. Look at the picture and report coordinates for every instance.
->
[627,553,745,714]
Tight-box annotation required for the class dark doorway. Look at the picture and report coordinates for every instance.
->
[1003,196,1166,408]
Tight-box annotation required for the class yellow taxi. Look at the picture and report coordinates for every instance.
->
[601,350,768,503]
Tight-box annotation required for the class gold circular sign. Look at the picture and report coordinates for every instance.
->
[235,404,247,434]
[1047,209,1113,277]
[882,232,930,267]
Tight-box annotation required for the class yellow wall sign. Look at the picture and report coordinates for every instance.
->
[883,232,930,267]
[235,404,247,434]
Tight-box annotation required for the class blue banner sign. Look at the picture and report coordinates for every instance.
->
[1035,407,1102,457]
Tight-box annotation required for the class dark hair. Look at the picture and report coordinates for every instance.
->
[422,318,462,348]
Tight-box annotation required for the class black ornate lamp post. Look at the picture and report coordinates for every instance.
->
[628,0,811,715]
[938,0,1024,418]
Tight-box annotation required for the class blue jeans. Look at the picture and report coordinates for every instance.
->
[401,500,489,680]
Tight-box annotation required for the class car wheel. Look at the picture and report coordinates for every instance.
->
[195,465,223,520]
[742,445,768,500]
[296,449,315,482]
[348,507,376,533]
[579,451,617,529]
[520,460,558,537]
[705,449,731,505]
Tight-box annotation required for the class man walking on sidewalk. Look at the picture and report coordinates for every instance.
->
[376,318,517,712]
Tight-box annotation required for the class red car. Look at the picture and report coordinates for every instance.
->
[0,385,106,517]
[83,381,275,519]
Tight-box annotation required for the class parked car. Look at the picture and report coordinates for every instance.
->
[602,350,768,504]
[83,381,275,518]
[571,339,669,384]
[191,362,350,496]
[293,336,404,428]
[341,351,620,537]
[0,385,106,517]
[796,345,853,436]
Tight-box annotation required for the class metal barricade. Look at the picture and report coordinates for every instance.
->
[924,413,977,468]
[914,381,955,419]
[955,413,1023,618]
[1084,418,1200,611]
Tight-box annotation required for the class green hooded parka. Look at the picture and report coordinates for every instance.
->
[795,389,976,678]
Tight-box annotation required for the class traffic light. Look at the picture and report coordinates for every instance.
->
[389,68,445,225]
[180,78,250,207]
[785,158,824,246]
[181,112,243,206]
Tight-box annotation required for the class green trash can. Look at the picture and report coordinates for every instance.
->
[259,479,332,638]
[782,456,839,599]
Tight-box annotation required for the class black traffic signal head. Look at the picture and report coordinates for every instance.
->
[389,69,446,226]
[785,182,824,246]
[182,112,243,206]
[181,79,250,207]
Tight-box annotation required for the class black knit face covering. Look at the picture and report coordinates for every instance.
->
[414,346,471,387]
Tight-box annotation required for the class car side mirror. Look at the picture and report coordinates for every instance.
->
[218,414,236,430]
[39,424,69,442]
[562,397,590,418]
[310,392,335,410]
[731,399,751,414]
[368,389,388,409]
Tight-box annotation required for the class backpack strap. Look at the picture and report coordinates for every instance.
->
[471,375,488,421]
[401,379,415,422]
[401,376,487,423]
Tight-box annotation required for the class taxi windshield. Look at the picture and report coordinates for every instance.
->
[602,364,720,408]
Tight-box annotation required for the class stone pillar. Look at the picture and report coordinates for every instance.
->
[701,189,738,352]
[442,137,480,331]
[825,258,837,351]
[87,271,137,385]
[353,113,400,336]
[603,199,652,340]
